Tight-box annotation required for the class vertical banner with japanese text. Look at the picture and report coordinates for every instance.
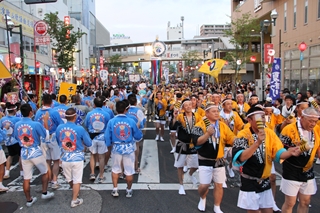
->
[269,58,281,102]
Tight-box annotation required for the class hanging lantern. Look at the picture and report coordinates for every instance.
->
[250,56,256,62]
[298,42,307,52]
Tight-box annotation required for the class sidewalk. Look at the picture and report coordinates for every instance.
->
[0,187,102,213]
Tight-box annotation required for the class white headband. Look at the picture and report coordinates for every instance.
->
[65,113,77,117]
[222,99,232,105]
[296,101,308,106]
[6,106,17,111]
[246,111,265,118]
[302,111,320,119]
[205,105,219,111]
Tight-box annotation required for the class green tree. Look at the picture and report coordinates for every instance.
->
[43,12,85,70]
[181,50,201,67]
[224,12,260,84]
[107,54,122,73]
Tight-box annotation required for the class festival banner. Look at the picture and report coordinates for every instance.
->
[200,73,205,88]
[7,92,19,104]
[151,59,162,85]
[269,58,281,102]
[58,82,77,102]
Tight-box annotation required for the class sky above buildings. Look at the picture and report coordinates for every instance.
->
[96,0,231,42]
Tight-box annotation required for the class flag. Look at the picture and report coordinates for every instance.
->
[269,58,281,102]
[0,60,12,87]
[58,82,77,102]
[151,59,162,85]
[198,59,226,81]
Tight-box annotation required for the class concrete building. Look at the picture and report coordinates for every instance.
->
[167,21,183,40]
[96,19,110,46]
[110,34,132,45]
[199,24,231,37]
[232,0,320,93]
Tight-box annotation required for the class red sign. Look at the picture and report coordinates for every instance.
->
[35,36,50,45]
[264,43,274,64]
[34,21,48,36]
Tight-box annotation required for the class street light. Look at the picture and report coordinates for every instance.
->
[4,14,24,89]
[260,9,278,101]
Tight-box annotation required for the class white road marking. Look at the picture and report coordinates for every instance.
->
[138,139,160,183]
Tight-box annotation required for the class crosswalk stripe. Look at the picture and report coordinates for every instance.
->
[138,139,160,183]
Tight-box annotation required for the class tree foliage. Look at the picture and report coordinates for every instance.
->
[224,12,260,82]
[43,12,85,70]
[107,54,122,72]
[181,50,201,67]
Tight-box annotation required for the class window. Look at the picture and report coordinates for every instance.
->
[318,0,320,19]
[304,0,308,24]
[284,2,287,31]
[293,0,297,28]
[0,28,5,46]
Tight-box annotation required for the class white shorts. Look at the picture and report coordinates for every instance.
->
[41,134,60,160]
[112,152,135,176]
[198,166,226,184]
[0,149,6,165]
[170,130,176,133]
[280,178,317,196]
[237,189,274,210]
[89,139,108,154]
[174,154,198,168]
[62,161,84,184]
[154,120,166,125]
[22,155,48,180]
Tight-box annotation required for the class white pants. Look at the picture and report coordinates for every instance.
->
[62,161,84,184]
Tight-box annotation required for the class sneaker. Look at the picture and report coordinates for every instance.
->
[111,189,119,197]
[26,197,37,207]
[0,186,9,192]
[227,167,235,178]
[316,158,320,165]
[98,177,106,183]
[160,137,164,142]
[71,198,83,208]
[170,147,176,154]
[222,182,227,188]
[41,191,54,200]
[126,189,133,198]
[89,174,96,181]
[119,173,125,179]
[178,185,186,195]
[155,135,159,141]
[3,172,10,180]
[51,182,60,189]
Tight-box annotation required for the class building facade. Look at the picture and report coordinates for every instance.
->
[199,24,231,37]
[232,0,320,93]
[167,21,183,40]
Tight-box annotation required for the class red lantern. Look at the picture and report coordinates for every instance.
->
[298,42,307,52]
[81,68,84,73]
[35,61,40,68]
[250,56,256,62]
[224,61,228,65]
[58,68,62,74]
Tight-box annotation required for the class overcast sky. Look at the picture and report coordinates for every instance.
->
[96,0,231,43]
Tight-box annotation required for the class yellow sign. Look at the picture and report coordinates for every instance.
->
[58,82,77,102]
[0,2,36,36]
[198,59,226,82]
[133,62,139,67]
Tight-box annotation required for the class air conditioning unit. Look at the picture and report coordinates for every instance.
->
[38,8,43,13]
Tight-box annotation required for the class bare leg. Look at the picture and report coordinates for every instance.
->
[126,175,133,190]
[189,168,197,176]
[198,184,210,199]
[46,160,52,182]
[297,193,311,213]
[0,163,5,182]
[270,174,276,198]
[51,160,59,182]
[177,167,184,185]
[155,123,160,135]
[112,172,119,188]
[134,142,140,171]
[5,156,12,171]
[105,147,112,167]
[160,124,165,138]
[170,132,176,147]
[90,153,96,175]
[213,182,223,206]
[41,172,49,193]
[282,195,297,213]
[23,179,31,201]
[98,154,105,178]
[72,183,81,201]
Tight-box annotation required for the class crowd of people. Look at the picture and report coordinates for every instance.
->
[0,80,319,213]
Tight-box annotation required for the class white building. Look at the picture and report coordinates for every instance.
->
[167,21,183,40]
[110,34,133,45]
[199,24,231,37]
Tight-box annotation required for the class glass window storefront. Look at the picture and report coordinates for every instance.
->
[284,44,320,93]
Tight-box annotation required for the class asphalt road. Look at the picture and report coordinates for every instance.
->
[1,121,320,213]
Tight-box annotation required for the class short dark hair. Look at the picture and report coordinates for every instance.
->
[116,101,126,114]
[59,95,67,104]
[20,104,32,117]
[65,108,76,121]
[94,96,104,108]
[29,94,34,100]
[307,90,314,96]
[42,94,52,105]
[96,91,102,97]
[128,94,137,105]
[87,90,94,96]
[51,94,57,100]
